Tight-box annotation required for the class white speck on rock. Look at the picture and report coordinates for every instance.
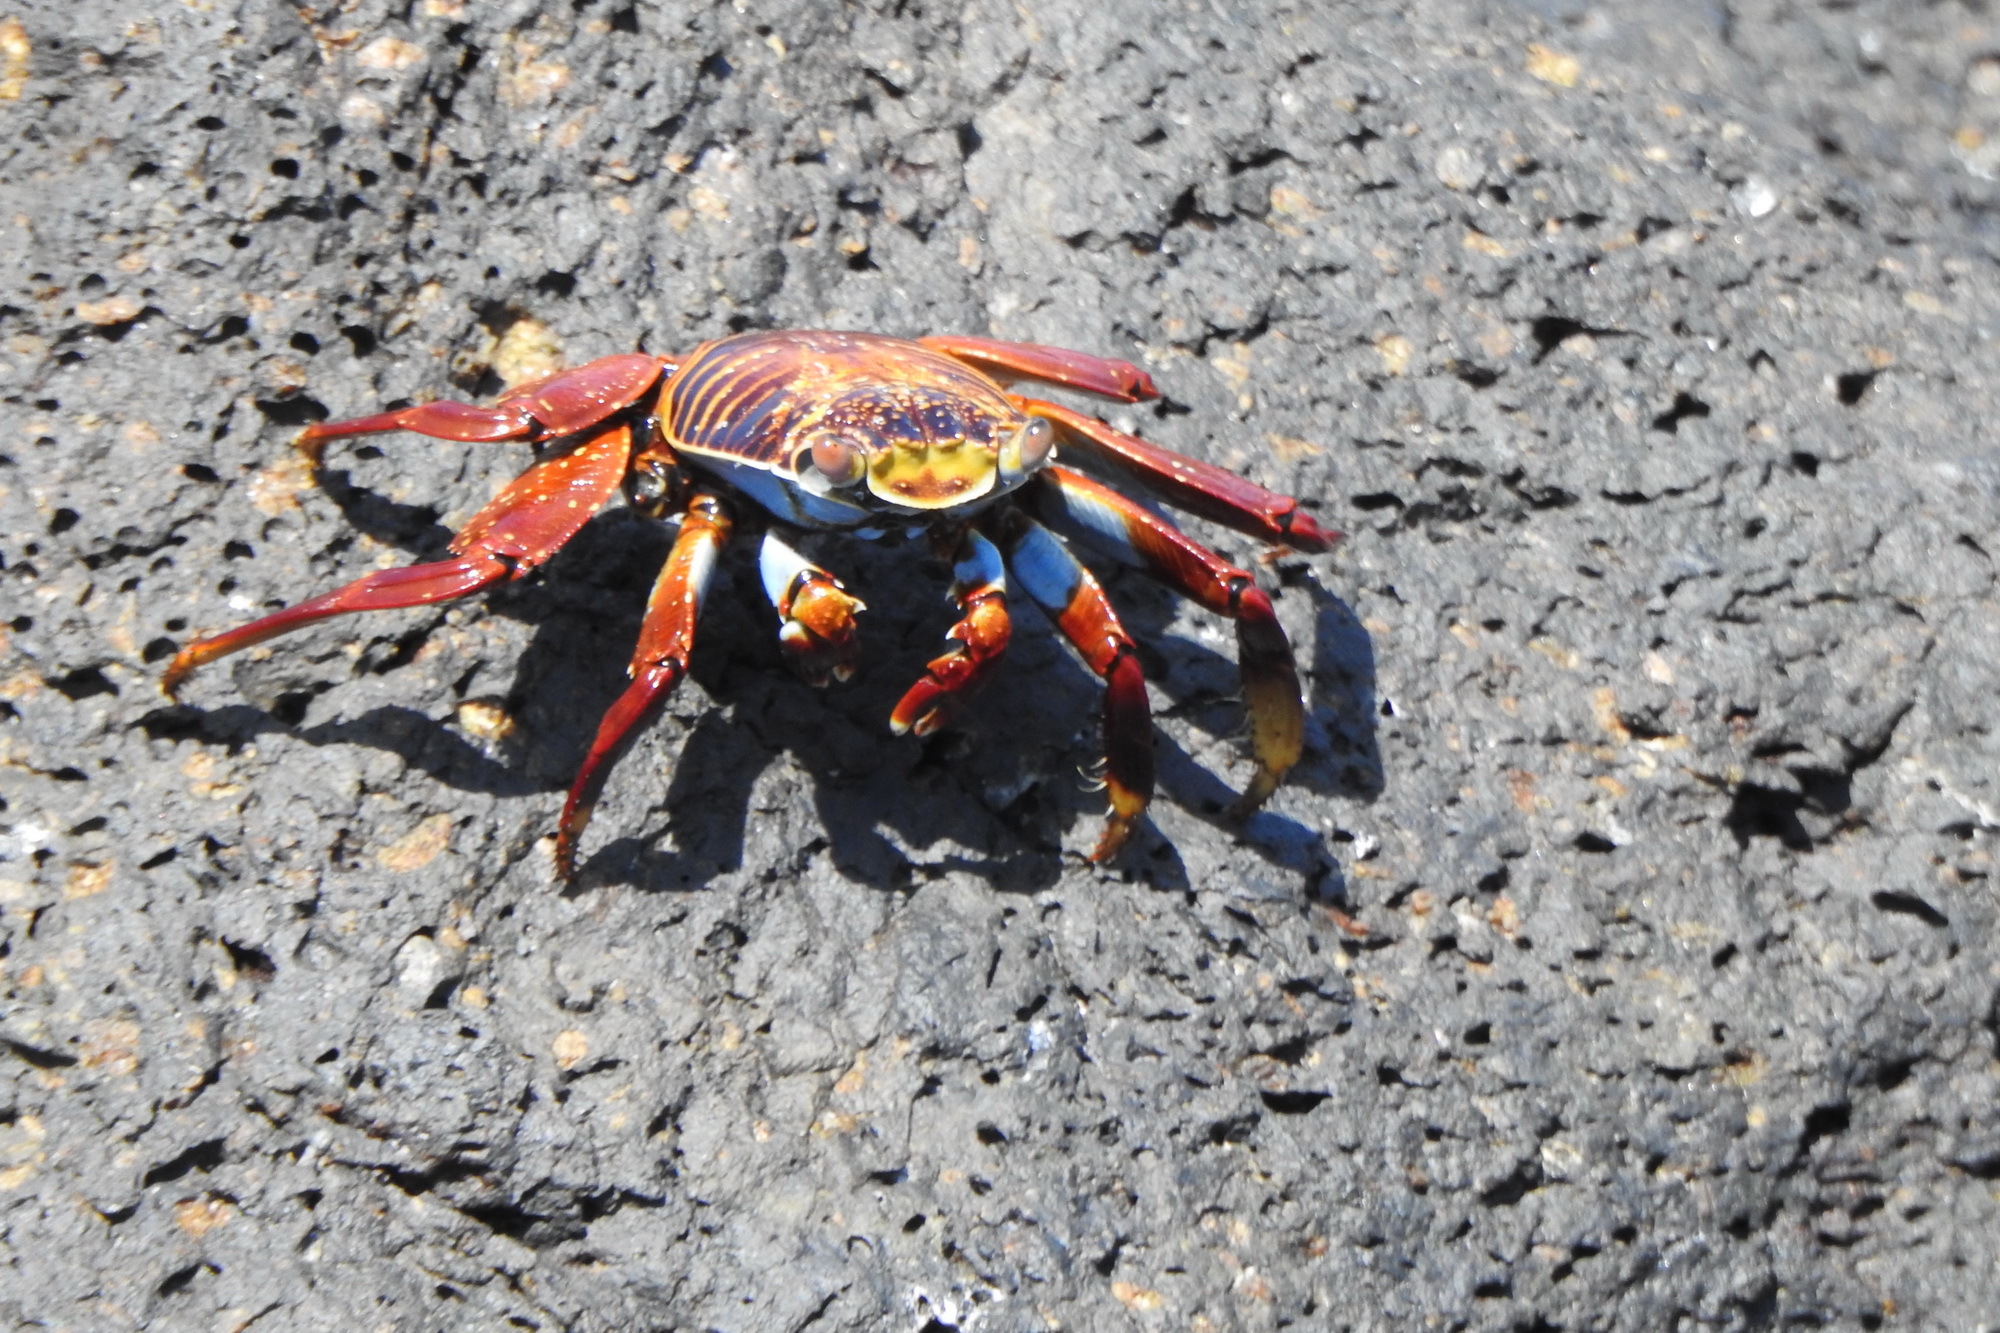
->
[1730,178,1778,219]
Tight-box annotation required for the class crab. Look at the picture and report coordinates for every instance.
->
[164,330,1337,877]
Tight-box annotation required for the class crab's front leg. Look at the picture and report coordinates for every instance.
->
[992,512,1154,861]
[758,532,866,687]
[1009,396,1338,553]
[919,335,1161,403]
[889,529,1011,737]
[1030,466,1304,814]
[555,490,733,879]
[296,353,671,462]
[164,421,637,696]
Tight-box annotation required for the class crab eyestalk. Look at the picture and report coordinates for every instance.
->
[997,414,1055,489]
[805,431,866,486]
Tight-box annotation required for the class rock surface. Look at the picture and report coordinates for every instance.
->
[3,1,1998,1328]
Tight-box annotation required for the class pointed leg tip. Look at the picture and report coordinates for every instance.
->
[889,678,949,737]
[552,799,596,883]
[1283,514,1341,553]
[1088,815,1136,863]
[160,654,198,699]
[1226,771,1283,822]
[550,834,578,883]
[1216,756,1296,820]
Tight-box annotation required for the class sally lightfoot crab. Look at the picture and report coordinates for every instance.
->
[164,330,1337,876]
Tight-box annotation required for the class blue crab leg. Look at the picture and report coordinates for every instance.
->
[1006,394,1338,553]
[164,422,636,698]
[758,531,866,687]
[889,529,1011,737]
[1028,466,1305,815]
[993,513,1154,861]
[555,490,733,879]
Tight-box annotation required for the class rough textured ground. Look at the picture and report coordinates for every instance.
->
[4,1,1999,1329]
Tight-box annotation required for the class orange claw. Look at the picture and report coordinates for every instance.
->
[780,578,866,686]
[889,529,1012,737]
[757,532,865,687]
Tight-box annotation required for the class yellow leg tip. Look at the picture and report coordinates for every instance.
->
[1089,815,1135,863]
[1227,766,1285,820]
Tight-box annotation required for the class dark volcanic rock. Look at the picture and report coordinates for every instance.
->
[3,1,1997,1328]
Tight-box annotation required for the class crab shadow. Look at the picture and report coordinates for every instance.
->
[143,496,1380,898]
[313,459,458,557]
[559,520,1379,896]
[487,515,1153,894]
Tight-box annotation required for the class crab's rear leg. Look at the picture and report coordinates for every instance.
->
[1030,465,1304,815]
[1009,396,1338,553]
[555,490,733,879]
[889,529,1011,737]
[758,532,866,687]
[295,353,670,462]
[164,422,637,697]
[921,335,1161,403]
[993,512,1153,861]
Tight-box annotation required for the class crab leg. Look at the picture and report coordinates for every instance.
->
[922,335,1160,403]
[164,422,636,697]
[555,490,733,879]
[758,531,866,687]
[889,529,1011,737]
[994,513,1154,861]
[1007,395,1337,553]
[296,353,669,460]
[1030,466,1304,814]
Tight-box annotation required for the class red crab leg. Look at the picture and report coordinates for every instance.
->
[295,353,670,460]
[889,528,1011,737]
[163,423,636,697]
[922,335,1161,403]
[555,490,733,879]
[1029,466,1304,815]
[993,512,1153,861]
[757,531,866,687]
[1008,395,1338,553]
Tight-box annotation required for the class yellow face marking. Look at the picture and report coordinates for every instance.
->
[865,439,999,509]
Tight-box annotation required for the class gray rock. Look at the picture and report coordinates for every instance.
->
[3,0,1997,1328]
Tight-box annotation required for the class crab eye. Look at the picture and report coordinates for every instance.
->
[803,433,866,486]
[1017,416,1054,468]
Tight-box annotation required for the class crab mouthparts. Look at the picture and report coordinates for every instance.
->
[864,440,998,509]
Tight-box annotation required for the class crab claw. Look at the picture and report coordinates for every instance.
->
[889,531,1011,736]
[778,577,865,687]
[889,590,1011,736]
